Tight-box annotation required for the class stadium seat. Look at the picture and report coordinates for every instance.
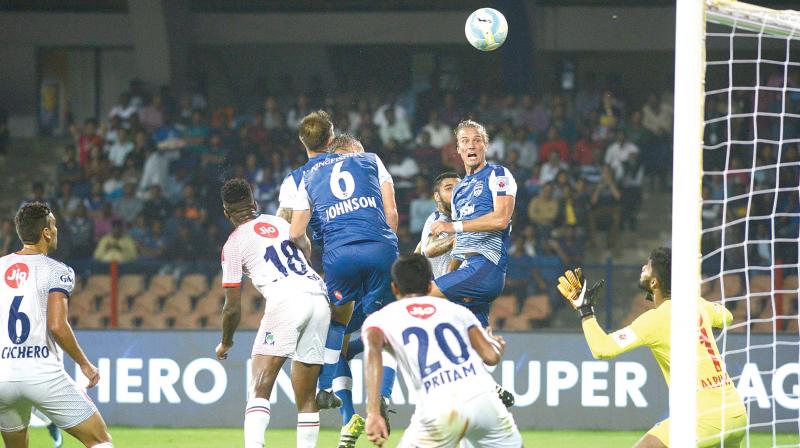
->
[149,274,176,297]
[503,315,532,331]
[178,273,208,298]
[240,311,262,329]
[68,290,94,314]
[162,292,194,315]
[131,292,163,314]
[489,295,518,320]
[786,319,799,333]
[195,291,225,315]
[703,274,743,302]
[118,274,146,300]
[72,312,109,329]
[85,274,111,296]
[521,294,551,322]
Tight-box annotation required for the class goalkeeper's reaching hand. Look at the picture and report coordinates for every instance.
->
[557,268,605,318]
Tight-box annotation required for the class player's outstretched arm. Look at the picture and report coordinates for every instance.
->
[703,298,734,328]
[468,326,506,366]
[47,292,100,388]
[276,207,293,223]
[216,286,242,360]
[363,328,389,447]
[289,209,313,260]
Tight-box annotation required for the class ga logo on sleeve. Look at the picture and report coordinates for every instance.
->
[495,176,509,191]
[254,222,279,238]
[4,263,29,289]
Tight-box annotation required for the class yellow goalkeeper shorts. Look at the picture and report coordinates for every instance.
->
[648,412,747,447]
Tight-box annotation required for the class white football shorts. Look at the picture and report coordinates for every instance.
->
[252,289,330,365]
[0,371,97,431]
[399,389,523,448]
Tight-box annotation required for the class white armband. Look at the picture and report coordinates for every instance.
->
[453,221,464,234]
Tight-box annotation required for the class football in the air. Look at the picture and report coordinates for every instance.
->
[465,8,508,51]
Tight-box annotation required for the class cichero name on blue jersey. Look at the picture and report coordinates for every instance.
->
[294,152,398,252]
[451,164,517,268]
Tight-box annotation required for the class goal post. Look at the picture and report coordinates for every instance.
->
[673,0,800,446]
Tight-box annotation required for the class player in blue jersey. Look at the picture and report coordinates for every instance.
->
[277,110,334,235]
[289,136,400,437]
[428,120,516,327]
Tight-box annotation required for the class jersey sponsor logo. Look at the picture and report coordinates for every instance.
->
[4,263,29,288]
[495,176,509,191]
[458,202,475,217]
[473,181,484,197]
[611,327,637,348]
[334,290,343,301]
[59,273,73,285]
[406,304,436,319]
[254,222,279,238]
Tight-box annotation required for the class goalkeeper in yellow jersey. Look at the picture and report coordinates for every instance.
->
[557,247,747,448]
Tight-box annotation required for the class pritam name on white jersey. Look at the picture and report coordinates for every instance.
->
[363,297,496,401]
[0,254,74,380]
[451,165,517,266]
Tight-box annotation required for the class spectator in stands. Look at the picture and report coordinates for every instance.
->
[570,178,593,235]
[419,110,452,149]
[0,219,18,255]
[262,96,284,130]
[408,177,435,234]
[83,145,111,183]
[596,90,622,140]
[377,108,412,145]
[590,165,622,254]
[113,182,143,225]
[93,219,138,263]
[549,224,586,269]
[540,151,568,185]
[139,94,165,132]
[286,93,311,130]
[642,93,672,140]
[515,95,548,135]
[54,181,83,219]
[505,237,540,299]
[528,182,559,240]
[19,181,48,209]
[604,129,640,180]
[201,133,227,183]
[93,202,117,242]
[138,143,180,196]
[165,224,202,272]
[539,126,569,163]
[385,142,419,191]
[108,92,138,124]
[254,165,279,214]
[137,219,169,262]
[620,151,645,230]
[509,127,538,169]
[141,185,171,225]
[550,101,577,144]
[178,184,207,225]
[70,118,103,166]
[412,130,440,170]
[107,127,134,168]
[523,164,542,197]
[486,122,510,162]
[182,110,210,168]
[57,145,83,189]
[85,181,105,216]
[552,170,573,200]
[438,92,462,127]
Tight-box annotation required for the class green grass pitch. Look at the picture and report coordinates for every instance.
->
[25,426,799,447]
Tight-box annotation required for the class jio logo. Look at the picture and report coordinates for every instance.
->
[254,222,278,238]
[5,263,29,288]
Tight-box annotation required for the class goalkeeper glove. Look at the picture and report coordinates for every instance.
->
[557,268,605,318]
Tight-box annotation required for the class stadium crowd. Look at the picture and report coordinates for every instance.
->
[1,80,685,329]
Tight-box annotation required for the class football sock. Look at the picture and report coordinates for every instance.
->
[296,412,321,448]
[319,321,346,391]
[244,397,271,448]
[345,336,364,361]
[333,357,355,425]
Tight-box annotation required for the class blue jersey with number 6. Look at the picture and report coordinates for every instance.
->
[293,152,398,252]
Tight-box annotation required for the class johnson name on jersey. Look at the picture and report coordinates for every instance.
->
[0,253,75,381]
[293,152,398,251]
[451,164,516,267]
[221,214,325,296]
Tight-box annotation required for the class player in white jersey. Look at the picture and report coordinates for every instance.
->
[417,172,460,278]
[0,202,112,448]
[362,254,522,448]
[215,179,330,448]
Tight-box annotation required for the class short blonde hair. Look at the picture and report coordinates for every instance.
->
[298,110,333,152]
[454,119,489,144]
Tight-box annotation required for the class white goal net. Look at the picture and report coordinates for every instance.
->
[690,0,800,446]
